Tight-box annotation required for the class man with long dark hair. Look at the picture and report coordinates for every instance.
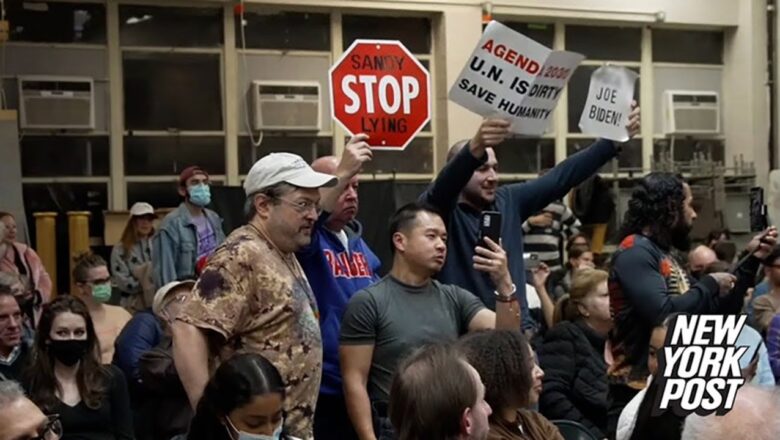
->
[605,173,777,438]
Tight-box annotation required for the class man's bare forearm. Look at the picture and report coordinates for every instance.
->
[172,321,210,409]
[343,379,377,440]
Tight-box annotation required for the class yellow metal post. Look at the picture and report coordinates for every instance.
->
[33,212,58,296]
[67,211,92,294]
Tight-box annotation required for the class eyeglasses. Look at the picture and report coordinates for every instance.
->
[275,197,321,215]
[31,414,62,440]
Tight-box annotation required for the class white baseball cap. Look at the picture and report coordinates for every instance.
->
[152,279,196,317]
[129,202,156,217]
[243,152,337,196]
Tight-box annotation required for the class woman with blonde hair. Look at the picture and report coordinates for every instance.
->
[537,268,611,438]
[110,202,156,313]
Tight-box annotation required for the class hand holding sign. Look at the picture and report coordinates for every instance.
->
[470,118,511,155]
[578,66,639,142]
[338,134,373,179]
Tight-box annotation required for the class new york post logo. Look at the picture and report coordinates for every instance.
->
[653,314,748,417]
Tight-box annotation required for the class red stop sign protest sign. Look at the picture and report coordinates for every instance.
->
[330,39,430,150]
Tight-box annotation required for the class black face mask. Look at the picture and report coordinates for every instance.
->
[48,339,89,367]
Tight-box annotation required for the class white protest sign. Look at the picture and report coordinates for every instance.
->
[448,20,584,135]
[578,66,638,142]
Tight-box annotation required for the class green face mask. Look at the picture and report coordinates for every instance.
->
[92,283,112,303]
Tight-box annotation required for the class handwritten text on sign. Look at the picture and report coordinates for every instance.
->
[342,56,419,130]
[449,21,584,136]
[578,66,638,142]
[330,40,430,150]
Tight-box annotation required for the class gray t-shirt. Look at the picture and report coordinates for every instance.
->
[340,275,485,401]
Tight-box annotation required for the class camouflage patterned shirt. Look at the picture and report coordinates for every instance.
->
[178,224,322,439]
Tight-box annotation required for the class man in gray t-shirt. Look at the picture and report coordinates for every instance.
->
[340,202,522,440]
[340,276,484,401]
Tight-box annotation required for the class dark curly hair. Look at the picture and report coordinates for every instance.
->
[458,330,534,412]
[619,173,687,250]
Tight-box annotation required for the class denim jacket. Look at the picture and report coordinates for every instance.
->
[152,203,225,288]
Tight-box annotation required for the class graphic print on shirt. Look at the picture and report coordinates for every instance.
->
[323,249,374,279]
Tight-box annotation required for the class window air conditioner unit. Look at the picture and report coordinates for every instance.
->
[252,80,321,131]
[18,75,95,130]
[663,90,720,135]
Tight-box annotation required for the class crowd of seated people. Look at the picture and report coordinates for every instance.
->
[4,107,780,440]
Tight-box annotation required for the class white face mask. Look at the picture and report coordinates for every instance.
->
[226,416,282,440]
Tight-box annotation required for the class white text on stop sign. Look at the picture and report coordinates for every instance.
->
[342,75,420,115]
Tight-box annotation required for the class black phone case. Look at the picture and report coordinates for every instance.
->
[479,211,502,244]
[749,187,768,232]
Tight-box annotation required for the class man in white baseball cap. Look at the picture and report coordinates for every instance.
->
[173,152,337,439]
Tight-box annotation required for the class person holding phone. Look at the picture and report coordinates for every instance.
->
[340,202,521,440]
[420,104,641,335]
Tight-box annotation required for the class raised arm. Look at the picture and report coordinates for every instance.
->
[507,103,640,220]
[420,118,510,216]
[720,227,779,314]
[319,134,373,214]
